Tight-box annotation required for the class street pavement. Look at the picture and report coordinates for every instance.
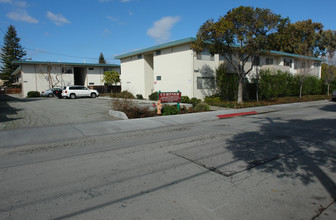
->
[0,94,118,131]
[0,99,335,219]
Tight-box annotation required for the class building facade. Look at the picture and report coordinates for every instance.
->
[11,61,120,97]
[115,37,324,100]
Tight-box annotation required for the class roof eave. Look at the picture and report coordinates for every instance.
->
[115,37,197,59]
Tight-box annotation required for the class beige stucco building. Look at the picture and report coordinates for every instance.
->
[11,61,120,97]
[115,37,324,100]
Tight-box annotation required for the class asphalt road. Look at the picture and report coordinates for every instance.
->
[0,100,335,219]
[0,94,118,130]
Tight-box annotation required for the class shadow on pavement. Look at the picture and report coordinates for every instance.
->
[0,94,38,122]
[226,116,336,199]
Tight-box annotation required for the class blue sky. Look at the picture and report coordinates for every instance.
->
[1,0,336,64]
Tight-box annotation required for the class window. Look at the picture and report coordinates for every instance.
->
[284,58,292,67]
[89,82,94,85]
[138,54,142,59]
[88,67,94,70]
[62,67,72,73]
[197,50,214,61]
[253,56,260,66]
[219,54,229,61]
[156,76,161,81]
[156,50,161,55]
[266,58,273,65]
[314,62,320,69]
[197,77,216,89]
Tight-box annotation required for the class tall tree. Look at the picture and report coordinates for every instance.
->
[271,19,336,58]
[99,52,106,64]
[0,25,26,83]
[192,6,285,103]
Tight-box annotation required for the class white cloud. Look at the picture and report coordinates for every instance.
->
[46,11,70,26]
[102,28,111,37]
[128,11,133,16]
[147,16,181,43]
[0,0,27,7]
[107,15,118,22]
[6,9,38,23]
[120,0,131,2]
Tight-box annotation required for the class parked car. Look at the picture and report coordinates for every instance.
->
[61,85,99,99]
[332,90,336,101]
[41,87,62,97]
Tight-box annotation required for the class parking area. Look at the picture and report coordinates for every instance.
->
[0,94,119,131]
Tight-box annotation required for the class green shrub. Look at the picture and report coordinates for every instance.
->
[216,63,239,101]
[27,91,40,97]
[162,105,179,115]
[204,96,221,105]
[190,97,201,107]
[110,90,135,99]
[136,94,144,100]
[194,103,210,112]
[181,96,190,103]
[148,92,158,101]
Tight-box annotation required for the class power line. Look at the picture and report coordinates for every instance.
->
[25,47,117,61]
[25,47,98,60]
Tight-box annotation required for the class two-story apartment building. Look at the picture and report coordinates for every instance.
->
[11,60,120,97]
[115,37,324,100]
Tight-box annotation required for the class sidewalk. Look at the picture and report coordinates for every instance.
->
[0,100,330,148]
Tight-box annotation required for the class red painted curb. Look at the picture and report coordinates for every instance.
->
[217,111,258,119]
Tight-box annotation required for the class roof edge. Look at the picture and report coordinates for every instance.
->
[115,37,196,59]
[12,60,120,67]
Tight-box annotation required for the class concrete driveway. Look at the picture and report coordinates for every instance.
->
[0,94,118,130]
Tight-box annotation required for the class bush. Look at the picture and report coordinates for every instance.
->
[162,105,179,115]
[125,106,156,119]
[111,97,155,119]
[190,97,201,107]
[148,92,158,101]
[204,96,221,105]
[216,63,239,101]
[110,90,135,99]
[181,96,190,103]
[27,91,40,97]
[136,94,144,100]
[194,103,210,112]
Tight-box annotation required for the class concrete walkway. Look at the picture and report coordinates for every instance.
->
[0,99,332,148]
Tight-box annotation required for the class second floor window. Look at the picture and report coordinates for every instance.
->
[253,56,260,66]
[284,58,292,67]
[266,58,274,65]
[197,50,214,61]
[62,67,72,73]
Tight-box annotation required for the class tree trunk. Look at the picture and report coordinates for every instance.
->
[299,84,303,99]
[256,81,259,102]
[238,78,243,104]
[327,84,330,96]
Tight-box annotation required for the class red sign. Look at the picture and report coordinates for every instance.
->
[159,92,181,103]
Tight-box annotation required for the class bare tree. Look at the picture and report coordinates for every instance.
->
[322,59,336,96]
[296,57,313,99]
[39,63,61,88]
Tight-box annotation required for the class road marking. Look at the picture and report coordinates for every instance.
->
[217,111,258,119]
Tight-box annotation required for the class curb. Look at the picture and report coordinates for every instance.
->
[108,110,129,120]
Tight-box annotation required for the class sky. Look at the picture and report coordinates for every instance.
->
[1,0,336,65]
